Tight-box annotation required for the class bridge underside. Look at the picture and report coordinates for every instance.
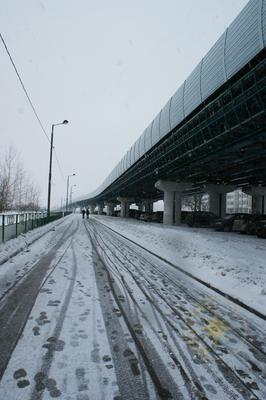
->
[85,50,266,205]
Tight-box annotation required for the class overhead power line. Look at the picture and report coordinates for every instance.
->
[0,32,65,180]
[0,33,50,142]
[53,151,65,180]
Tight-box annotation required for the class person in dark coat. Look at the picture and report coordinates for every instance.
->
[82,208,86,219]
[86,208,90,219]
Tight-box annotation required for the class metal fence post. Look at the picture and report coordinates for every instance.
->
[2,215,4,242]
[16,214,18,237]
[24,214,27,233]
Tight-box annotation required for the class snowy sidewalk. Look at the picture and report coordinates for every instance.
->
[0,218,119,400]
[93,215,266,316]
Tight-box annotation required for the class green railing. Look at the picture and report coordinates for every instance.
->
[0,211,69,243]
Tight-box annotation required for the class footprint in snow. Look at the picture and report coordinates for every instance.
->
[42,337,65,360]
[75,367,89,392]
[35,311,50,326]
[34,372,61,396]
[47,300,61,307]
[13,368,30,388]
[33,326,40,336]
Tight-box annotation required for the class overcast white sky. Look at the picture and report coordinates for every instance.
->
[0,0,248,208]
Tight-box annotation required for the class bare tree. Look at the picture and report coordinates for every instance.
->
[19,177,40,211]
[0,147,17,211]
[182,193,209,212]
[0,147,40,212]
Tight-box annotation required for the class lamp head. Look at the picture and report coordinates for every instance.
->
[62,120,69,125]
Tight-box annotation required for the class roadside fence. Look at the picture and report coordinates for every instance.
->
[0,211,71,244]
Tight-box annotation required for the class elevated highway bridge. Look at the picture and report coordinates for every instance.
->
[75,0,266,224]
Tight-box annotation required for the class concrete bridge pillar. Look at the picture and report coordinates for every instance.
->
[174,192,183,225]
[252,195,265,214]
[97,203,104,215]
[155,180,190,225]
[136,202,143,212]
[89,204,95,214]
[104,202,115,216]
[117,197,134,218]
[244,187,266,214]
[142,200,154,213]
[163,191,175,225]
[204,184,236,217]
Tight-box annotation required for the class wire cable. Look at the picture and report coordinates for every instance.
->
[0,33,50,142]
[53,149,65,180]
[0,32,65,180]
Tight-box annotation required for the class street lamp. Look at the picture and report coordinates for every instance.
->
[66,173,76,212]
[69,184,76,206]
[47,120,69,216]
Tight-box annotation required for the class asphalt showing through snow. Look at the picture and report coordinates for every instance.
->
[0,215,265,399]
[0,219,78,380]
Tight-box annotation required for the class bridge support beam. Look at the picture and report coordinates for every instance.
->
[204,184,236,217]
[117,197,134,218]
[244,187,266,214]
[155,180,190,225]
[104,202,115,216]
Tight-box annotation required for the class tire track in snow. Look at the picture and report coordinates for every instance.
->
[88,219,264,400]
[85,220,188,400]
[92,255,154,400]
[93,218,266,355]
[94,218,266,322]
[88,221,240,399]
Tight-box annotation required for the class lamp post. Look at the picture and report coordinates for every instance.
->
[69,184,76,207]
[47,120,68,216]
[66,174,76,212]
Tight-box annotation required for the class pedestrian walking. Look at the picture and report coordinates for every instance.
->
[86,208,90,219]
[82,207,86,219]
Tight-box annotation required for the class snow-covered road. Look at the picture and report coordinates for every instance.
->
[0,215,265,399]
[93,215,266,316]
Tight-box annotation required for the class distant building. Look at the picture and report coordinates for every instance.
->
[226,189,252,214]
